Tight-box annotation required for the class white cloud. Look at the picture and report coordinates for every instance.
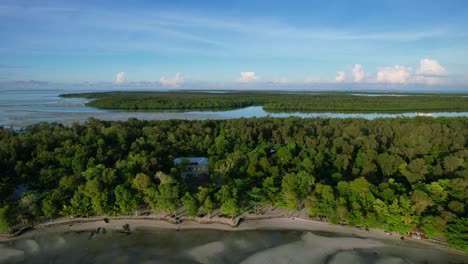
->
[335,71,346,82]
[377,65,412,84]
[352,64,366,82]
[238,72,258,83]
[416,58,447,76]
[375,58,448,85]
[115,71,125,84]
[414,58,447,85]
[159,72,184,87]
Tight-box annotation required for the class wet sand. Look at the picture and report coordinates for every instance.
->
[1,211,465,257]
[1,212,467,264]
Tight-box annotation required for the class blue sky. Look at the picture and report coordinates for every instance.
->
[1,0,468,90]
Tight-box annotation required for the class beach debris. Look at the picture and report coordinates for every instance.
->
[164,213,175,218]
[122,223,131,234]
[89,227,107,239]
[89,230,96,239]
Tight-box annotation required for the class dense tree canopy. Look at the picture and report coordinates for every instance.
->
[61,92,468,112]
[0,116,466,251]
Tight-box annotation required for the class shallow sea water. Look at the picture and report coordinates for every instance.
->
[0,228,466,264]
[1,89,467,129]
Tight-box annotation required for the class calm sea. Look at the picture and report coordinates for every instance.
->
[1,228,465,264]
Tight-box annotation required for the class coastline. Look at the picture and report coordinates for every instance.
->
[1,211,466,257]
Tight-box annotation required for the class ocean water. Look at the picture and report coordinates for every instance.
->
[0,89,467,129]
[0,229,465,264]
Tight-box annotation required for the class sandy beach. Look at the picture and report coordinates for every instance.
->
[1,208,465,258]
[1,210,467,264]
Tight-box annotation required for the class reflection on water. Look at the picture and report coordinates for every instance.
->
[1,89,467,129]
[188,107,468,119]
[0,229,465,264]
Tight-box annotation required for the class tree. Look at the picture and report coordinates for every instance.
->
[182,192,199,217]
[447,218,468,252]
[155,171,173,184]
[305,194,319,217]
[448,201,464,214]
[58,175,79,192]
[377,153,398,177]
[347,177,374,222]
[70,188,93,217]
[221,198,241,219]
[315,183,338,220]
[443,156,464,175]
[196,186,210,205]
[386,197,417,233]
[216,185,241,219]
[407,159,428,177]
[421,216,447,239]
[144,187,159,211]
[281,170,315,212]
[373,199,389,226]
[399,160,427,184]
[336,205,348,226]
[83,179,109,215]
[216,185,234,204]
[261,177,279,207]
[411,190,433,215]
[42,191,61,221]
[18,192,40,225]
[426,181,448,204]
[204,196,215,219]
[114,185,139,216]
[155,182,180,217]
[132,173,152,192]
[248,187,262,216]
[0,204,15,233]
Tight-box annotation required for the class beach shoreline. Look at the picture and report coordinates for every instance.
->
[1,212,466,257]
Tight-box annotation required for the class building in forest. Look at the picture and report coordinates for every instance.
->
[173,157,209,179]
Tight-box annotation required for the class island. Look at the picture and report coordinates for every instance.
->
[1,116,467,254]
[60,91,468,112]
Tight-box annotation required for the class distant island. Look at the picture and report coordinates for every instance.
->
[60,91,468,112]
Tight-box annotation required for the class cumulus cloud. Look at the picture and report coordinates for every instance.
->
[115,72,125,84]
[335,71,346,82]
[352,64,366,82]
[416,58,447,76]
[375,58,447,85]
[159,72,184,87]
[238,72,258,83]
[414,58,447,85]
[377,65,412,84]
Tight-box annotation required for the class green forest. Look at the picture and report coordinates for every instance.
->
[0,117,467,252]
[61,92,468,112]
